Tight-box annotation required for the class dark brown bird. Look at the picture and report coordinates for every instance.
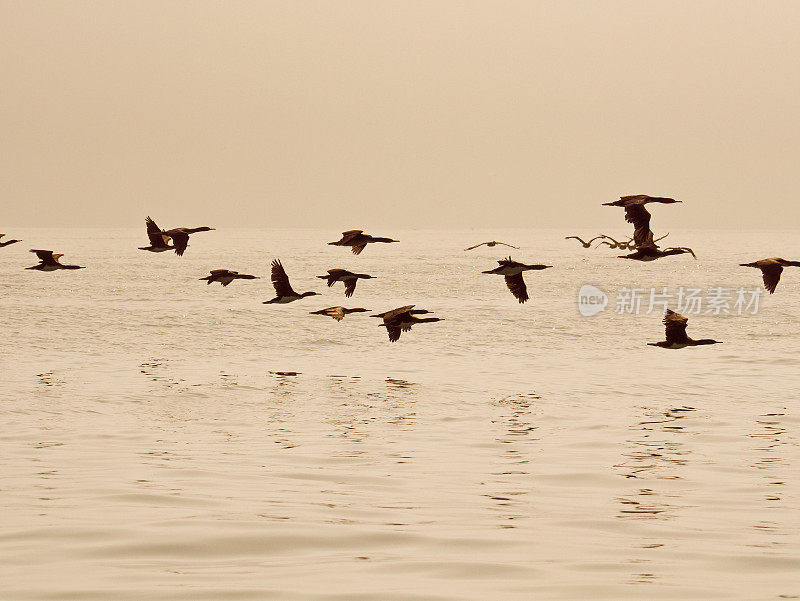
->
[0,234,21,248]
[648,309,721,349]
[618,245,696,262]
[138,217,175,252]
[144,217,215,256]
[740,258,800,294]
[603,195,681,248]
[310,306,370,321]
[263,259,319,304]
[371,305,442,342]
[465,240,520,251]
[26,249,84,271]
[200,269,259,286]
[481,257,552,303]
[328,230,398,255]
[316,269,374,297]
[164,225,215,256]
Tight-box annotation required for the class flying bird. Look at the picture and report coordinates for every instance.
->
[618,245,696,262]
[26,249,85,271]
[564,236,604,249]
[482,257,552,303]
[317,269,374,297]
[603,195,681,248]
[138,217,175,253]
[263,259,319,304]
[740,258,800,294]
[310,306,370,321]
[143,217,214,256]
[200,269,259,286]
[595,235,632,249]
[648,309,721,349]
[464,240,520,251]
[0,234,21,248]
[371,305,442,342]
[328,230,398,255]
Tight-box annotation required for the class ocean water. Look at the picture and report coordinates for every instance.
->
[1,228,799,600]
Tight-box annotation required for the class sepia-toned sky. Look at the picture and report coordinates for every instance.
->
[2,1,799,230]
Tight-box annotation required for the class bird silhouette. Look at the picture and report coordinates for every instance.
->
[648,309,721,348]
[482,257,552,303]
[740,258,800,294]
[263,259,319,303]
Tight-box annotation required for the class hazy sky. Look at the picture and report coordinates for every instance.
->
[2,1,799,230]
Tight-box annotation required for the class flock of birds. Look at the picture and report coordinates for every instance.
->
[4,194,799,348]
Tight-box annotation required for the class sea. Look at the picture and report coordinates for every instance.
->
[1,228,799,600]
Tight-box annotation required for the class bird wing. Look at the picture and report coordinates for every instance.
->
[168,230,189,256]
[344,279,357,297]
[30,249,55,263]
[625,204,654,247]
[209,269,231,275]
[351,244,367,255]
[497,242,520,249]
[385,325,402,342]
[760,263,783,294]
[330,307,345,321]
[340,230,363,244]
[464,242,487,251]
[145,216,171,246]
[663,310,689,343]
[504,273,529,303]
[271,259,298,297]
[382,305,415,320]
[145,216,161,235]
[624,203,651,228]
[497,256,521,267]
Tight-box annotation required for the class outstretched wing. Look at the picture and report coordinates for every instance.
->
[145,216,171,247]
[30,249,55,263]
[271,259,298,297]
[351,244,367,255]
[382,305,415,320]
[663,309,689,343]
[624,204,654,247]
[344,279,357,297]
[464,242,487,251]
[760,264,783,294]
[385,325,402,342]
[504,273,529,303]
[169,230,189,256]
[340,230,363,244]
[496,242,520,249]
